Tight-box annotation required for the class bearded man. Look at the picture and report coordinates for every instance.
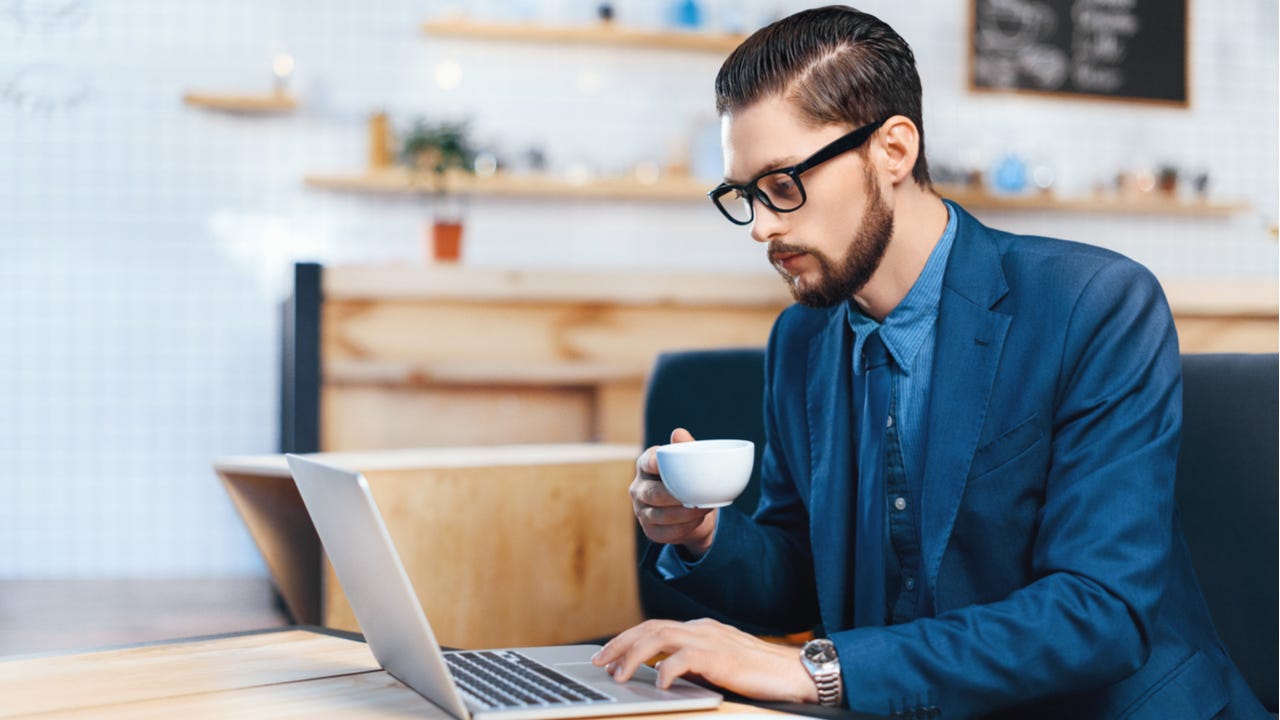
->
[593,6,1266,719]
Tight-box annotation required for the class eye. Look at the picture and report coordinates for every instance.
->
[761,172,801,205]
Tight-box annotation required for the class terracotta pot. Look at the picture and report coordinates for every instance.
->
[429,221,464,262]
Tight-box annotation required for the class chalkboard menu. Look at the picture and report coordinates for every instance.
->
[970,0,1188,106]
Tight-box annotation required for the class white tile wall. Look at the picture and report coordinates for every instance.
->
[0,0,1275,577]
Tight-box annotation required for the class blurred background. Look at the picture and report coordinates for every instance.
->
[0,0,1275,655]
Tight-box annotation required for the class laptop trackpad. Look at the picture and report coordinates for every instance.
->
[554,661,709,700]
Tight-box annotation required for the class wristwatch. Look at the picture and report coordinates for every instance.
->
[800,638,844,707]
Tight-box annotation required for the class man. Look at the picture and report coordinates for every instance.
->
[590,6,1266,719]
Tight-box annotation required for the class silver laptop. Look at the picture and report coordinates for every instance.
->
[285,454,723,720]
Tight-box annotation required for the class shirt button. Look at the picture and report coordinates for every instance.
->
[904,576,916,590]
[885,414,894,428]
[893,496,907,511]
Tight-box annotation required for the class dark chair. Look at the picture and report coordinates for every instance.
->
[1175,353,1278,712]
[639,348,768,626]
[639,348,1279,711]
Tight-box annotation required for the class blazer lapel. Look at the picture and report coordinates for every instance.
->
[805,306,857,633]
[921,206,1011,600]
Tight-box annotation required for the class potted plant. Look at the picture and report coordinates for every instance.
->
[401,118,477,262]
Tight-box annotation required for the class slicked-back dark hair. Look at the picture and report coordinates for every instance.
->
[715,5,931,187]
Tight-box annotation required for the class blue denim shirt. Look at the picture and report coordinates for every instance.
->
[846,201,957,507]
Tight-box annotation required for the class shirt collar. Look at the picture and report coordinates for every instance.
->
[847,201,957,375]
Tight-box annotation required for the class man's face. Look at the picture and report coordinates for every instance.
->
[721,96,894,308]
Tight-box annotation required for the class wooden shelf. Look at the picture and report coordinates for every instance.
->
[304,167,711,201]
[422,17,746,54]
[322,265,791,306]
[936,184,1249,218]
[304,168,1248,217]
[182,91,297,114]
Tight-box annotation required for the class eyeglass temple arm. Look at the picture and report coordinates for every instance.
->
[793,118,888,175]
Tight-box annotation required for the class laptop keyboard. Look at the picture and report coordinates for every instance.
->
[444,650,617,710]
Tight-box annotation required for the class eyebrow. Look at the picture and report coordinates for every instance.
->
[724,155,802,185]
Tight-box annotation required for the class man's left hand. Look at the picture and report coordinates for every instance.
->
[590,618,819,704]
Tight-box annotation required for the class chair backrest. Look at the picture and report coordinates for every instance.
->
[639,348,767,624]
[639,349,1280,710]
[1175,353,1278,711]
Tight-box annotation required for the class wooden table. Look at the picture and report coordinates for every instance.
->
[0,627,789,719]
[215,445,644,650]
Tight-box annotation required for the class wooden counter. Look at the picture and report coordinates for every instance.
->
[1160,279,1278,354]
[215,445,643,649]
[283,265,790,453]
[280,264,1277,454]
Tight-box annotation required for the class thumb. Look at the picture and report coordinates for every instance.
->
[669,427,696,444]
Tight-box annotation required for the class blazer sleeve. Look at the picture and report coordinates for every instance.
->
[646,307,821,633]
[833,259,1182,718]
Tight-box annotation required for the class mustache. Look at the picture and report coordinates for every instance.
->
[768,241,810,257]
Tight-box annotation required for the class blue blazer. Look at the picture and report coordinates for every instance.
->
[655,205,1265,718]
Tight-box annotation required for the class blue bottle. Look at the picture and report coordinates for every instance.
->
[992,154,1028,195]
[670,0,702,29]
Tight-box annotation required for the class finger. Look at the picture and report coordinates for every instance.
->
[591,639,624,668]
[595,620,665,678]
[641,518,709,545]
[629,476,680,504]
[635,505,708,533]
[610,623,689,683]
[654,651,697,689]
[592,619,666,667]
[636,445,662,476]
[670,427,696,444]
[630,476,683,509]
[631,485,710,545]
[633,499,710,531]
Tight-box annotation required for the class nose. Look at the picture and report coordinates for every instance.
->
[749,202,787,244]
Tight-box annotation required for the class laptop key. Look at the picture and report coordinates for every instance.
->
[453,672,515,706]
[445,650,616,707]
[495,655,593,698]
[450,653,561,707]
[446,655,533,707]
[505,652,613,701]
[471,655,550,702]
[473,656,571,702]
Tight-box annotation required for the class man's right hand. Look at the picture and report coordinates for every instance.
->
[631,427,718,559]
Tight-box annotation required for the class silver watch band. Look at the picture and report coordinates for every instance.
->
[813,671,843,707]
[801,639,844,707]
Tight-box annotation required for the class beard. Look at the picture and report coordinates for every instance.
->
[770,170,894,308]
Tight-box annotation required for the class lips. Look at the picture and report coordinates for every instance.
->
[771,251,806,271]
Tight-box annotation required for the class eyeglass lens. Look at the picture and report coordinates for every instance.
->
[719,170,805,224]
[758,171,804,210]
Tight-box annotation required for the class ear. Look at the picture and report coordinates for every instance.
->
[872,116,920,186]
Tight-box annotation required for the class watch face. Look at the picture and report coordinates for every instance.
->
[805,640,837,664]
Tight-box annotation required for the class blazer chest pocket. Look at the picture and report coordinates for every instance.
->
[968,413,1044,480]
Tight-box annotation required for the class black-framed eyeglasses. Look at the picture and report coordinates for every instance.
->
[708,117,888,226]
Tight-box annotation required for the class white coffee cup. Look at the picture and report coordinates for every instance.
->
[654,439,755,508]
